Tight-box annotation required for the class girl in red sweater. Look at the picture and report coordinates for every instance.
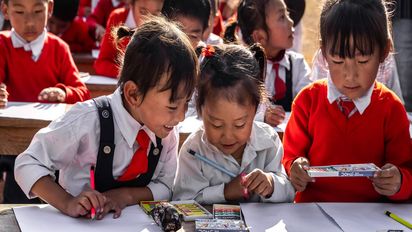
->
[283,0,412,202]
[94,0,164,78]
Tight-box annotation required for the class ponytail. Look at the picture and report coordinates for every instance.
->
[114,26,136,43]
[249,43,266,83]
[223,20,239,44]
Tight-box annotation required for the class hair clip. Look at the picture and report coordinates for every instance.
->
[202,45,215,58]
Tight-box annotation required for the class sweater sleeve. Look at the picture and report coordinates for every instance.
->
[93,12,122,78]
[55,42,90,103]
[0,36,6,83]
[282,88,313,175]
[383,98,412,201]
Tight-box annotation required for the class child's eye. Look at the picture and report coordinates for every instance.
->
[167,106,178,111]
[15,11,24,14]
[212,124,223,129]
[331,60,344,64]
[358,60,369,64]
[35,10,44,14]
[235,123,246,129]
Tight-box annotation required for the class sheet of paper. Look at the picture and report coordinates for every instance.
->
[240,203,341,232]
[14,205,162,232]
[82,75,118,85]
[0,102,66,121]
[317,203,412,232]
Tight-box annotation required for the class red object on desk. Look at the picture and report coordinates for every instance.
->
[90,166,96,219]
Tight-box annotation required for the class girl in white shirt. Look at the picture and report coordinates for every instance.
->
[15,17,197,219]
[173,44,294,204]
[224,0,312,126]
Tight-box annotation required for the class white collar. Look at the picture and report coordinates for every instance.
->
[111,88,157,148]
[11,28,46,62]
[124,9,136,28]
[266,51,291,71]
[327,76,374,115]
[112,0,121,7]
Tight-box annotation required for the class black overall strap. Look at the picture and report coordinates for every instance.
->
[275,56,293,111]
[93,96,164,192]
[93,96,116,192]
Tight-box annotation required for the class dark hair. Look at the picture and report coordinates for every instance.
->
[196,44,267,115]
[162,0,211,31]
[3,0,50,4]
[320,0,392,58]
[224,0,269,45]
[53,0,79,22]
[116,16,198,103]
[284,0,305,27]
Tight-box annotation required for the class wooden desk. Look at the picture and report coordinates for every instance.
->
[0,204,200,232]
[0,103,67,155]
[82,75,118,98]
[72,52,96,75]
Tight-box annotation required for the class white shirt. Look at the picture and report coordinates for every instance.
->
[11,28,46,62]
[173,121,295,204]
[255,50,312,121]
[327,77,374,115]
[15,88,178,201]
[125,9,137,28]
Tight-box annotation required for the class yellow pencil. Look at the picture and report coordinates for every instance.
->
[385,211,412,229]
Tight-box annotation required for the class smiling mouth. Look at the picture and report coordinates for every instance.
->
[164,125,174,129]
[344,86,360,90]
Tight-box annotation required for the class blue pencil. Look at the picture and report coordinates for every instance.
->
[188,149,236,178]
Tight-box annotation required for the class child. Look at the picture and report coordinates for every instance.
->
[48,0,95,53]
[173,44,295,204]
[162,0,211,49]
[0,0,90,104]
[86,0,126,42]
[94,0,164,78]
[283,0,412,202]
[202,0,223,45]
[224,0,312,126]
[15,17,198,218]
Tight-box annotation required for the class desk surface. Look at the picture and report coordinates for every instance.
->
[72,52,97,75]
[0,204,197,232]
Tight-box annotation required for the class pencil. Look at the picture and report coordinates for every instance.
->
[90,166,96,220]
[188,149,236,178]
[188,149,249,199]
[385,211,412,229]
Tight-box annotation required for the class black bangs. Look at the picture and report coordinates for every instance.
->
[320,0,388,58]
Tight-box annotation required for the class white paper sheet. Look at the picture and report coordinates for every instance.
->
[0,102,66,121]
[82,75,118,85]
[240,203,341,232]
[14,205,162,232]
[317,203,412,232]
[177,116,203,134]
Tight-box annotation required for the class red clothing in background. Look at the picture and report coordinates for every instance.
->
[0,31,90,103]
[61,17,95,53]
[86,0,125,36]
[94,7,130,78]
[283,80,412,202]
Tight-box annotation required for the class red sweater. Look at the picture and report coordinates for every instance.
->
[86,0,125,36]
[93,7,130,78]
[283,80,412,202]
[61,17,95,53]
[0,32,90,104]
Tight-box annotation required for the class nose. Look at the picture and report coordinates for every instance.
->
[344,60,358,82]
[222,126,235,142]
[24,13,35,27]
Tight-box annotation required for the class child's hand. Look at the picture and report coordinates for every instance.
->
[95,24,106,42]
[0,83,8,108]
[371,163,401,196]
[38,87,66,103]
[100,188,131,219]
[243,169,274,198]
[289,157,314,192]
[224,174,248,201]
[264,105,286,126]
[64,190,107,219]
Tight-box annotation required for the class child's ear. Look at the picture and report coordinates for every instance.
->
[1,2,9,20]
[47,0,54,19]
[123,80,142,106]
[380,39,391,63]
[252,29,267,46]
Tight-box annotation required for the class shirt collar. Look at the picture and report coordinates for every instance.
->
[112,0,121,7]
[125,9,136,28]
[110,88,157,148]
[267,51,291,71]
[11,28,46,62]
[327,76,374,114]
